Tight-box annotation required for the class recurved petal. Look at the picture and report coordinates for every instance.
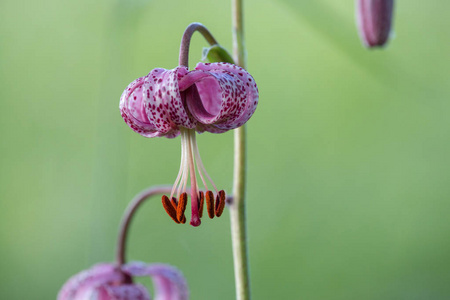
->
[123,262,189,300]
[96,283,151,300]
[120,77,162,138]
[182,62,258,133]
[58,264,124,300]
[194,122,228,134]
[143,67,196,136]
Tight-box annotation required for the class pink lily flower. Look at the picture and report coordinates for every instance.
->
[58,262,188,300]
[356,0,394,48]
[120,62,258,226]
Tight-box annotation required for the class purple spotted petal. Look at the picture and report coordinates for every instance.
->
[120,77,162,138]
[179,62,258,133]
[96,284,151,300]
[356,0,394,47]
[143,67,196,136]
[58,264,124,300]
[123,262,189,300]
[120,67,196,138]
[194,122,228,134]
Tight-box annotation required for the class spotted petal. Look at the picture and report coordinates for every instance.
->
[143,67,196,137]
[96,283,151,300]
[179,62,258,133]
[58,264,124,300]
[123,262,189,300]
[120,77,163,138]
[120,67,196,138]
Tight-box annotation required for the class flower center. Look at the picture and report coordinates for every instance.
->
[161,127,226,226]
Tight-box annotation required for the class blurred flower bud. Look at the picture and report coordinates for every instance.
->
[356,0,394,48]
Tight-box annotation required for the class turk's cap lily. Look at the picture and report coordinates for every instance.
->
[356,0,394,48]
[119,62,258,226]
[58,262,188,300]
[120,62,258,138]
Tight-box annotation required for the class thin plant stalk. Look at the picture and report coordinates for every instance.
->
[116,185,172,266]
[230,0,251,299]
[179,23,218,67]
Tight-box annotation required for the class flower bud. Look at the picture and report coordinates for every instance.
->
[356,0,394,48]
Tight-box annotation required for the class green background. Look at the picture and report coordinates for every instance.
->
[1,0,450,299]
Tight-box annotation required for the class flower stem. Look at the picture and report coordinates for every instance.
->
[230,0,251,299]
[179,23,218,68]
[116,185,172,266]
[232,0,246,68]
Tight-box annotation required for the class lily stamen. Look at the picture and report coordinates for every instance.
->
[191,131,218,194]
[198,191,205,218]
[163,127,225,226]
[162,195,180,224]
[215,190,226,217]
[205,191,215,219]
[176,193,188,224]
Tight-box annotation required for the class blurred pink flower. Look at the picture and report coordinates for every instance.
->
[58,262,188,300]
[356,0,394,48]
[119,62,258,226]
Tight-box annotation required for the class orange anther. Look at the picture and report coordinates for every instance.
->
[171,197,178,210]
[162,195,179,224]
[198,191,204,218]
[206,191,215,219]
[180,214,186,224]
[177,193,188,223]
[215,190,226,217]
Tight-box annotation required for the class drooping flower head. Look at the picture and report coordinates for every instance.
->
[356,0,394,48]
[120,62,258,226]
[58,262,189,300]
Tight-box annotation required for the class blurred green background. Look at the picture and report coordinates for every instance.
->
[1,0,450,299]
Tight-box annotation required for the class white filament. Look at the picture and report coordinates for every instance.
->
[170,128,218,202]
[191,131,218,193]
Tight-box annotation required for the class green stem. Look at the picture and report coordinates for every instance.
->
[232,0,246,68]
[179,23,218,67]
[116,186,172,266]
[230,0,251,299]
